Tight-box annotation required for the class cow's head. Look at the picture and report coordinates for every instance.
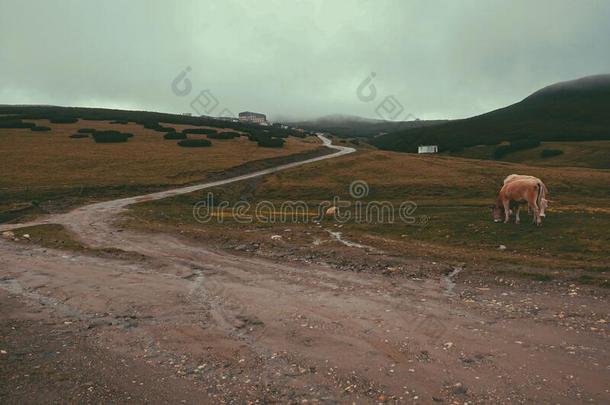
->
[539,198,548,217]
[491,204,503,222]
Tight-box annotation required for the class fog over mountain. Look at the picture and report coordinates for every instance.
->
[1,0,610,121]
[526,74,610,99]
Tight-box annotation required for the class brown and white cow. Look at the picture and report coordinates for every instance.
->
[503,174,549,218]
[493,176,548,225]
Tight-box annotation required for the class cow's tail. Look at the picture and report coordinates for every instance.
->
[541,182,549,200]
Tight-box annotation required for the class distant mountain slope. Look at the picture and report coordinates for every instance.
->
[372,74,610,152]
[285,114,448,138]
[0,104,225,127]
[0,104,300,138]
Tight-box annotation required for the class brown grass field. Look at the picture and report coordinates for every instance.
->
[0,119,320,188]
[451,140,610,169]
[2,123,609,282]
[125,148,610,283]
[0,119,322,221]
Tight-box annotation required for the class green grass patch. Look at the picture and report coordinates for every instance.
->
[571,274,609,288]
[9,224,86,251]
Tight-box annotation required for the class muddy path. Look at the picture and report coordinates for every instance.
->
[1,136,609,404]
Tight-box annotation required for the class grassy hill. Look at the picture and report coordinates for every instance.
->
[372,74,610,153]
[0,108,323,223]
[126,148,610,283]
[0,104,303,137]
[286,114,447,138]
[451,140,610,169]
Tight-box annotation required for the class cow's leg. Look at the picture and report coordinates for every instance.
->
[535,207,542,226]
[503,200,511,223]
[529,201,541,226]
[515,205,521,224]
[527,202,535,224]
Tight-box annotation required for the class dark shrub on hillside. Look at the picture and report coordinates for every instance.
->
[164,132,187,140]
[257,137,285,148]
[264,125,302,139]
[267,130,289,139]
[246,129,272,141]
[0,120,36,129]
[77,128,97,133]
[208,131,239,139]
[49,117,79,124]
[481,138,502,146]
[177,139,212,147]
[540,148,564,158]
[493,139,541,159]
[512,139,541,149]
[448,146,464,152]
[140,122,175,132]
[141,122,161,130]
[159,125,176,132]
[493,145,512,158]
[70,133,89,139]
[350,139,360,145]
[92,131,130,143]
[182,128,217,135]
[30,126,51,132]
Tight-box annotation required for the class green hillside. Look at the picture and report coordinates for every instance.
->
[372,75,610,153]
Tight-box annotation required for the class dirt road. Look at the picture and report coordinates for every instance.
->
[1,137,608,404]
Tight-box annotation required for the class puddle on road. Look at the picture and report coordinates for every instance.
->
[325,229,382,253]
[442,266,463,295]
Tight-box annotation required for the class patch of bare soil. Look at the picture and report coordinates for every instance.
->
[0,290,204,404]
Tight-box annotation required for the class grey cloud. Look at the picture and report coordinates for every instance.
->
[1,0,609,121]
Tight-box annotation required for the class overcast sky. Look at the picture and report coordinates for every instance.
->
[1,0,609,121]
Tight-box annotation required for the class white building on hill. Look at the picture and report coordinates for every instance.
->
[418,145,438,154]
[238,111,267,124]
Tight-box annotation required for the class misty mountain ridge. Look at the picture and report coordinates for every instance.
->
[526,74,610,100]
[305,114,389,124]
[285,114,448,138]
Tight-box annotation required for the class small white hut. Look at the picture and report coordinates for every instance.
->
[418,145,438,154]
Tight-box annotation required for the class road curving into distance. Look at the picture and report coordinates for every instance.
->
[0,134,355,234]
